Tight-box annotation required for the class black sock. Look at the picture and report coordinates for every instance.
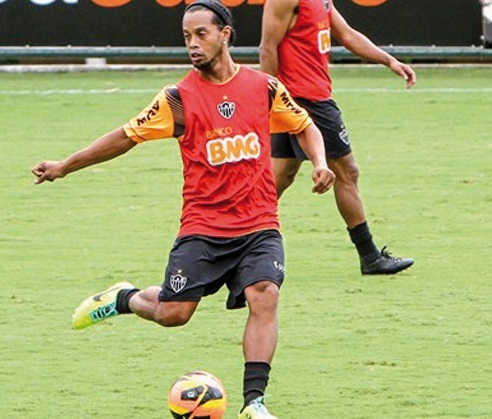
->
[116,288,139,314]
[348,221,379,262]
[242,361,271,410]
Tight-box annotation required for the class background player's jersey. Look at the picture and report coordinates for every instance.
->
[277,0,333,101]
[124,65,311,238]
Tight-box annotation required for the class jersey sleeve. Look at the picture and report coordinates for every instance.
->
[268,79,313,135]
[123,85,177,143]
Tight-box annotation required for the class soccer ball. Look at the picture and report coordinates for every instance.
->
[168,371,227,419]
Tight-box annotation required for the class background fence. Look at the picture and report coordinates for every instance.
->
[0,0,484,48]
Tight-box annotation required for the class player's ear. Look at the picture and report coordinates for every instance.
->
[222,25,233,45]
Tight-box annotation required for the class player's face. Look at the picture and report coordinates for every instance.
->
[183,9,228,71]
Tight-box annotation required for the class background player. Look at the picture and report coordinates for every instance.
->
[260,0,416,275]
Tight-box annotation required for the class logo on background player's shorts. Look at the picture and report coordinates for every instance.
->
[217,100,236,119]
[273,260,285,273]
[339,127,350,145]
[170,273,187,293]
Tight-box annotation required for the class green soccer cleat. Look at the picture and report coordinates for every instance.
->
[238,397,278,419]
[72,282,135,330]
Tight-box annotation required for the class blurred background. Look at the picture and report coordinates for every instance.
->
[0,0,491,66]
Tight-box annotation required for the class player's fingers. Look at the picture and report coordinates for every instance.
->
[31,164,43,176]
[403,66,417,89]
[34,169,56,184]
[313,181,330,194]
[312,170,335,194]
[34,172,49,184]
[406,72,417,89]
[32,167,44,184]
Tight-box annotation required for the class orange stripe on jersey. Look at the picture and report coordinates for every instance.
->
[123,86,176,143]
[269,79,312,135]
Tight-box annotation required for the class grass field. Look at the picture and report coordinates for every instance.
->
[1,66,491,418]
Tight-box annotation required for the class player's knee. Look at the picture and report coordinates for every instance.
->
[337,161,359,186]
[246,281,279,312]
[153,307,192,327]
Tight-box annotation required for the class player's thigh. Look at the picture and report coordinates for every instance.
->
[272,157,302,183]
[227,230,285,309]
[159,236,225,303]
[296,98,352,160]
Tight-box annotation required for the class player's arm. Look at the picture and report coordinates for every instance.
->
[33,86,178,185]
[331,3,416,89]
[296,123,335,194]
[259,0,297,76]
[32,128,136,184]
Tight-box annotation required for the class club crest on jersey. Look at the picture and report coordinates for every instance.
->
[217,100,236,119]
[170,273,187,293]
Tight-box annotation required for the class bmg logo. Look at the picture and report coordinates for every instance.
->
[207,133,260,166]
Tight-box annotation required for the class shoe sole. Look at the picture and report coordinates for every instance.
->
[362,260,414,275]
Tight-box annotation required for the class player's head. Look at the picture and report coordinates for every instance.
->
[185,0,235,45]
[183,0,236,70]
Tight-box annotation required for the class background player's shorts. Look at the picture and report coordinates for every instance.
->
[271,98,352,160]
[159,229,285,310]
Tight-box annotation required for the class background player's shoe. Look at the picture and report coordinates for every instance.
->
[238,397,278,419]
[361,246,414,275]
[72,282,134,329]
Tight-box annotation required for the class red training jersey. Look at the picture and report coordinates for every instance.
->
[277,0,333,101]
[123,65,312,238]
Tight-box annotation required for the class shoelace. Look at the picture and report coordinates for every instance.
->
[380,246,401,261]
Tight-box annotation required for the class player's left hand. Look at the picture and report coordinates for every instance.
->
[390,60,417,89]
[311,165,335,194]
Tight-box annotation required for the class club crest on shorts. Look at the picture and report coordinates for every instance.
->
[323,0,330,11]
[170,273,187,293]
[217,100,236,119]
[339,125,350,145]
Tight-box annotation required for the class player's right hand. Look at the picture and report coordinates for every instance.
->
[31,161,66,184]
[311,165,335,194]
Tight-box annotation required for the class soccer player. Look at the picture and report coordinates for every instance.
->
[260,0,416,275]
[31,1,335,417]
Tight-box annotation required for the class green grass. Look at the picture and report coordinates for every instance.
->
[1,66,491,418]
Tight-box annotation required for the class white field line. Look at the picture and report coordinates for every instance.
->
[0,87,491,96]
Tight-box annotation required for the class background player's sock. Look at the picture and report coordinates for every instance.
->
[348,221,379,262]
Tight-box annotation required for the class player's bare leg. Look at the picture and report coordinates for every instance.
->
[272,157,302,198]
[239,280,279,418]
[328,153,365,228]
[272,154,413,275]
[72,283,199,329]
[329,153,413,274]
[129,287,199,326]
[243,280,279,363]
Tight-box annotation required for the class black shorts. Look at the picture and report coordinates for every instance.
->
[159,229,285,310]
[271,98,351,160]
